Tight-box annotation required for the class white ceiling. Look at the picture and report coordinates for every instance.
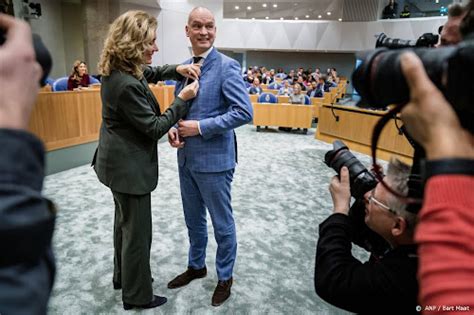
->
[223,0,458,21]
[223,0,344,21]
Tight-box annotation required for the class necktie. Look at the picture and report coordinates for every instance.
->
[186,57,203,85]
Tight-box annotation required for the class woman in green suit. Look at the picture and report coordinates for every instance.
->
[93,10,200,310]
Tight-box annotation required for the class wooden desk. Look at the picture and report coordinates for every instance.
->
[149,85,175,113]
[252,103,313,131]
[316,104,414,163]
[29,86,176,151]
[261,89,278,95]
[249,94,258,103]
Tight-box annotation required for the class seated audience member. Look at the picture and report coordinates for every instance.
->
[324,76,337,92]
[244,70,254,84]
[67,60,91,90]
[329,68,339,84]
[287,69,296,82]
[278,80,293,96]
[400,50,474,314]
[308,81,323,98]
[0,14,56,315]
[382,0,398,19]
[315,159,419,315]
[248,78,263,95]
[289,83,305,104]
[261,70,274,84]
[296,76,307,91]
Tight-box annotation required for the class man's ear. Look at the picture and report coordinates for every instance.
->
[185,25,189,37]
[391,216,407,237]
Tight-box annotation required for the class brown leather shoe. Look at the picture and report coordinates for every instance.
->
[167,267,207,289]
[211,277,233,307]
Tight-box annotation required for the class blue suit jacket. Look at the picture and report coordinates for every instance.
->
[175,48,253,172]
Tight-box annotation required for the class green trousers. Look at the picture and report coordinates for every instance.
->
[112,190,153,305]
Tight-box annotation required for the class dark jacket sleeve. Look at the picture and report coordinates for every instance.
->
[143,64,183,84]
[0,129,56,315]
[314,213,417,314]
[117,83,189,141]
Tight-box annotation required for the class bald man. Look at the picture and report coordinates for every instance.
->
[167,7,253,307]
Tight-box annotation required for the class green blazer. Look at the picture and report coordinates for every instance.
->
[93,65,188,195]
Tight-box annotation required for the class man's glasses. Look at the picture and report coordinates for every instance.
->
[368,190,396,215]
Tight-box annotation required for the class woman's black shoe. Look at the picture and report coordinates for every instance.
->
[123,295,167,310]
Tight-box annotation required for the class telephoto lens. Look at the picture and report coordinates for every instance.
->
[324,140,378,199]
[352,39,474,133]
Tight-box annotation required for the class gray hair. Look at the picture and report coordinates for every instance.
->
[385,158,417,230]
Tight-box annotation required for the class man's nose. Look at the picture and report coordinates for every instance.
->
[199,26,208,34]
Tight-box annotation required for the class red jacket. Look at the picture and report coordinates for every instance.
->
[67,74,90,90]
[416,175,474,314]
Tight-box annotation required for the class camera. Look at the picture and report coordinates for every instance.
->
[324,140,378,199]
[352,36,474,133]
[0,26,51,87]
[376,32,439,49]
[324,140,390,255]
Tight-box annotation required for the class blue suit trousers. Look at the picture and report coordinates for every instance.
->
[178,165,236,281]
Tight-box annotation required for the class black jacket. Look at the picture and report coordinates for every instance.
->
[0,129,56,315]
[314,213,419,315]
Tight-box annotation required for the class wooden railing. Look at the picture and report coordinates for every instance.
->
[28,86,175,151]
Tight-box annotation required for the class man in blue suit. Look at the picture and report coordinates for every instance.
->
[167,7,253,307]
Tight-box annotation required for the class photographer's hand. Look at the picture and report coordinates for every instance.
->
[400,52,474,160]
[329,166,351,215]
[0,14,42,130]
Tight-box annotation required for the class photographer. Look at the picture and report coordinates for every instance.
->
[314,160,418,314]
[0,13,55,315]
[400,51,474,313]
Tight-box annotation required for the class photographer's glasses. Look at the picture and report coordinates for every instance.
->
[368,190,396,215]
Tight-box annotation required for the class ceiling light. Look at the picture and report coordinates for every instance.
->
[262,3,267,8]
[235,5,239,10]
[318,15,322,18]
[273,4,278,8]
[247,6,252,10]
[338,18,342,21]
[280,17,284,20]
[294,17,299,20]
[305,15,310,18]
[327,12,331,16]
[252,17,255,20]
[265,16,269,20]
[235,18,239,20]
[435,0,439,3]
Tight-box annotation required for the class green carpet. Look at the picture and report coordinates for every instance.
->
[44,125,373,314]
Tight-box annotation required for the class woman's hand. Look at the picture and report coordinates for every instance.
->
[176,64,201,81]
[177,80,199,101]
